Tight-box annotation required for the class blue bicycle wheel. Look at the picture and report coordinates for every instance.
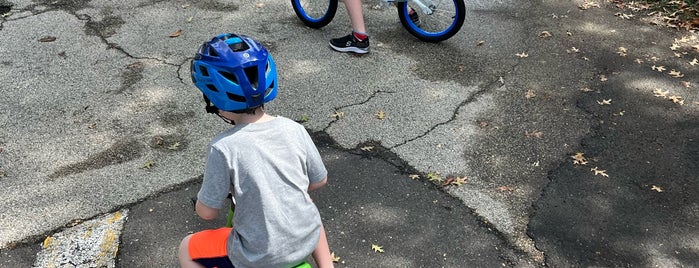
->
[397,0,465,42]
[291,0,338,28]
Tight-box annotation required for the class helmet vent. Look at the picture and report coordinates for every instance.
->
[226,92,247,102]
[219,71,239,85]
[199,66,209,77]
[244,66,259,89]
[265,81,274,96]
[206,84,219,92]
[208,46,219,57]
[229,42,249,52]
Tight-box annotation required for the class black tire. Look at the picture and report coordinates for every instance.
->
[291,0,338,29]
[397,0,465,42]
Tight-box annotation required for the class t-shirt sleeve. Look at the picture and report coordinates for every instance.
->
[302,128,327,184]
[197,146,231,209]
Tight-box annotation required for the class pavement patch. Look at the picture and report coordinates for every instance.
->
[34,209,128,268]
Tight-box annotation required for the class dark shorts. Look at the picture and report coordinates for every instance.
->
[188,227,234,268]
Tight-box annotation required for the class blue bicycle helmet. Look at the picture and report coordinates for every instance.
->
[191,33,278,113]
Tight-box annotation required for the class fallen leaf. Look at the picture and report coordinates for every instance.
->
[360,146,374,152]
[516,52,529,58]
[615,13,634,19]
[452,176,467,186]
[458,65,465,72]
[689,58,698,66]
[168,142,181,150]
[169,29,183,38]
[331,111,345,119]
[571,152,588,165]
[566,31,573,36]
[670,43,681,51]
[669,95,685,105]
[38,36,57,42]
[476,40,485,46]
[617,47,627,56]
[181,4,191,8]
[298,114,308,123]
[567,47,580,53]
[597,99,612,105]
[681,81,691,88]
[255,2,265,8]
[525,89,536,99]
[497,185,515,192]
[650,185,664,192]
[580,87,594,92]
[408,174,420,180]
[427,172,442,182]
[525,130,543,138]
[578,1,600,10]
[442,177,455,186]
[668,69,684,78]
[186,16,193,23]
[538,31,552,38]
[142,160,155,169]
[599,75,608,82]
[635,58,643,64]
[591,167,609,177]
[371,244,384,253]
[653,88,669,98]
[375,110,386,120]
[331,252,341,262]
[651,65,666,72]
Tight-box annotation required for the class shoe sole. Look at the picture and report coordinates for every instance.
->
[329,43,369,54]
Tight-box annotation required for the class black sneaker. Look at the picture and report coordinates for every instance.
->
[329,34,369,54]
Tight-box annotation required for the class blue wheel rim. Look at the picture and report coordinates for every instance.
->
[293,0,331,23]
[403,0,459,38]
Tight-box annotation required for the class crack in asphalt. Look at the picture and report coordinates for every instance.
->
[321,89,397,132]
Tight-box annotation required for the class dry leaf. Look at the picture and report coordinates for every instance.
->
[591,167,609,177]
[578,1,600,10]
[670,43,681,51]
[669,69,684,78]
[476,40,485,46]
[169,29,183,38]
[497,185,515,192]
[669,95,685,105]
[331,111,345,119]
[142,160,155,169]
[635,58,643,64]
[168,142,180,150]
[186,16,193,23]
[689,58,698,66]
[331,252,341,262]
[650,185,664,192]
[599,75,608,82]
[571,152,588,165]
[360,146,374,152]
[516,52,529,58]
[427,172,442,182]
[567,47,580,53]
[538,31,552,38]
[681,81,691,88]
[525,89,536,99]
[38,36,57,42]
[617,47,627,56]
[597,99,612,105]
[651,65,666,72]
[653,88,669,98]
[371,244,384,253]
[408,174,420,180]
[525,130,543,138]
[255,2,265,8]
[452,176,467,186]
[375,110,386,120]
[580,87,594,92]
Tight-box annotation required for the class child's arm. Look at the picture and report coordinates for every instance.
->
[195,199,220,220]
[308,177,328,192]
[312,224,334,268]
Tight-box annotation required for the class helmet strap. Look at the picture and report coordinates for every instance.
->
[203,95,236,125]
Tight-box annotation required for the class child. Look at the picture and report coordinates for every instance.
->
[178,33,334,268]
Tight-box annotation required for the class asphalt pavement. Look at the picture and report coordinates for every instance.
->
[0,0,697,267]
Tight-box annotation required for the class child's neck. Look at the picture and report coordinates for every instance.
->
[236,112,274,124]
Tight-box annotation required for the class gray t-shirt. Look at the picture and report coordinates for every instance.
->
[197,116,327,268]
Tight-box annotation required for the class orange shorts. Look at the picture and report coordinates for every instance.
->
[188,227,234,268]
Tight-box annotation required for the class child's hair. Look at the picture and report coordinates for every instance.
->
[191,33,278,115]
